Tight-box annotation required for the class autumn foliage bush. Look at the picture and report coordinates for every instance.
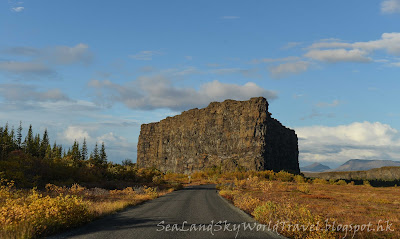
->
[218,171,400,239]
[0,180,89,238]
[0,179,170,239]
[219,177,335,239]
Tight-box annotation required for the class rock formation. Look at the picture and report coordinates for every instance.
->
[137,97,299,174]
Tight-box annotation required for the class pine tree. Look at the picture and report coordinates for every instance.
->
[71,140,81,164]
[58,145,63,159]
[10,126,15,148]
[100,142,107,163]
[92,142,100,165]
[2,123,9,146]
[52,142,58,159]
[45,144,52,160]
[81,138,87,161]
[40,129,49,158]
[33,134,41,157]
[24,124,33,154]
[0,126,5,160]
[17,121,22,148]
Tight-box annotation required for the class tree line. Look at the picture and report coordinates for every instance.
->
[0,122,153,188]
[0,122,107,166]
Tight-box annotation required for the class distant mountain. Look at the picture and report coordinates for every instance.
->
[331,159,400,172]
[301,163,331,172]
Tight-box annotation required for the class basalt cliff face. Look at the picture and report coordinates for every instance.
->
[137,97,299,174]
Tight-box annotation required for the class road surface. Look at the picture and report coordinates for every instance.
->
[50,185,285,239]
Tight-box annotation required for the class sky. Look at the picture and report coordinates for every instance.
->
[1,0,400,168]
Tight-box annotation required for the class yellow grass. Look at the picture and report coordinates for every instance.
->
[0,180,174,239]
[218,174,400,239]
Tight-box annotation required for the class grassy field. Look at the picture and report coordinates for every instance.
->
[303,166,400,187]
[2,169,399,239]
[160,169,400,238]
[0,179,181,239]
[215,172,399,239]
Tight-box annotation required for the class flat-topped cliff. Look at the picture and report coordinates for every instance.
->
[137,97,299,174]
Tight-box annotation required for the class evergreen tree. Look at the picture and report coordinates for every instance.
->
[40,129,49,158]
[0,126,5,160]
[58,145,63,159]
[17,121,22,148]
[2,123,9,147]
[52,142,58,159]
[91,142,101,165]
[45,144,52,160]
[33,134,41,157]
[81,138,87,161]
[71,140,81,164]
[100,142,107,163]
[10,126,15,148]
[24,124,33,154]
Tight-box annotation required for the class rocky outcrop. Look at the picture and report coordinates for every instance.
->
[137,97,299,174]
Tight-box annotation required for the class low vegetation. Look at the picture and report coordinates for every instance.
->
[304,166,400,186]
[0,122,182,238]
[0,179,177,238]
[215,172,399,239]
[159,168,400,238]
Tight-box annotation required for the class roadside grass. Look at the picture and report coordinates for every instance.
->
[217,174,400,239]
[0,180,177,239]
[2,168,399,239]
[129,170,400,238]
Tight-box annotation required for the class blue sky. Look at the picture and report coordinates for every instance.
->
[1,0,400,168]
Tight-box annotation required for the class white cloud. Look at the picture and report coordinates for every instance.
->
[308,41,353,49]
[251,56,300,64]
[353,33,400,55]
[96,132,135,163]
[129,51,162,60]
[97,132,129,147]
[173,66,200,76]
[48,43,93,65]
[296,122,400,164]
[211,68,241,74]
[0,43,93,78]
[211,68,259,78]
[315,100,341,108]
[300,109,335,121]
[206,63,222,67]
[201,81,273,101]
[374,59,390,63]
[4,43,93,65]
[36,100,100,112]
[11,6,24,12]
[0,84,70,102]
[89,77,277,111]
[98,132,122,143]
[268,61,310,78]
[305,49,371,63]
[281,42,302,50]
[306,33,400,63]
[391,62,400,67]
[381,0,400,14]
[0,61,54,75]
[4,47,39,56]
[63,126,91,143]
[139,66,157,72]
